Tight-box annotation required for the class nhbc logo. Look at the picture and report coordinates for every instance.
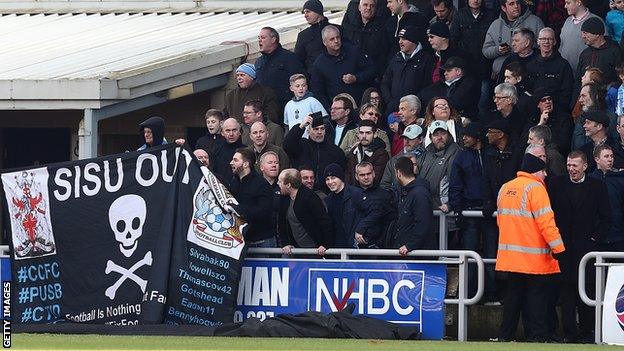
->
[616,283,624,332]
[307,269,424,327]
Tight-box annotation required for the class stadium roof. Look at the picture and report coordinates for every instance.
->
[0,10,344,109]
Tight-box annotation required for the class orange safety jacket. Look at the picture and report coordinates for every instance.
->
[495,171,565,274]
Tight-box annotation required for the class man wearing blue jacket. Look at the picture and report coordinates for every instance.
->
[449,122,499,303]
[310,25,377,109]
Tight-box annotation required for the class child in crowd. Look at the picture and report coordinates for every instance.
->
[283,74,327,137]
[194,108,224,156]
[607,0,624,44]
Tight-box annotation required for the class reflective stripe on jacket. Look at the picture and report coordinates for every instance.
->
[495,171,565,274]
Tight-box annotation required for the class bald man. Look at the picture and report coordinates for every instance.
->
[193,149,210,167]
[247,121,290,173]
[212,118,245,183]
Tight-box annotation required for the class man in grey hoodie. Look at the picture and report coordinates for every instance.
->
[481,0,544,79]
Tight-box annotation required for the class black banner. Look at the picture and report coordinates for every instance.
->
[1,144,246,326]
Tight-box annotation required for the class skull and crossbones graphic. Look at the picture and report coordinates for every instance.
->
[105,195,152,300]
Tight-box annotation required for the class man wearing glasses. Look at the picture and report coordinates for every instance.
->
[526,28,575,111]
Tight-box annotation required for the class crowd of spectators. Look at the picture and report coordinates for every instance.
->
[136,0,624,343]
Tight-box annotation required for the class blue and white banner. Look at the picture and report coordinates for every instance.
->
[235,259,447,340]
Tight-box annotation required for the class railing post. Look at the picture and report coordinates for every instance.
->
[439,212,447,250]
[457,252,468,341]
[595,255,604,344]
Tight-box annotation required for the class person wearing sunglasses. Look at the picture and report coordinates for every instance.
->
[339,103,391,154]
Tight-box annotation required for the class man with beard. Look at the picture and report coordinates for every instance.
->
[381,124,425,193]
[418,120,460,214]
[229,148,276,247]
[345,120,390,185]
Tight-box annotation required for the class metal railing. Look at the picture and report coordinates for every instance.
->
[248,247,484,342]
[578,251,624,344]
[434,210,497,251]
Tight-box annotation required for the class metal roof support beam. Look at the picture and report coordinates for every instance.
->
[78,108,101,159]
[77,73,229,159]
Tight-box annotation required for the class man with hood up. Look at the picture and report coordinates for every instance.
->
[138,116,166,151]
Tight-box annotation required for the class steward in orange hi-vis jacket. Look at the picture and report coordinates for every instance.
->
[496,172,565,274]
[494,151,566,343]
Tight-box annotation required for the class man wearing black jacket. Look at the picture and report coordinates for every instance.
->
[386,0,429,56]
[278,168,333,256]
[211,118,246,183]
[391,156,435,255]
[229,148,276,247]
[283,114,347,191]
[342,0,390,80]
[381,25,434,114]
[354,161,396,248]
[549,150,612,342]
[295,0,342,74]
[255,27,306,112]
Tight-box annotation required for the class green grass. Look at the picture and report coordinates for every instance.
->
[9,334,624,350]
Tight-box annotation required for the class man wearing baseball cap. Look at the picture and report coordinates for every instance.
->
[381,25,435,115]
[580,110,618,172]
[427,22,471,84]
[577,16,622,85]
[381,124,425,193]
[419,120,460,212]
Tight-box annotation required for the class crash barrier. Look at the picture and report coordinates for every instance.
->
[246,248,484,342]
[578,251,624,344]
[0,245,484,341]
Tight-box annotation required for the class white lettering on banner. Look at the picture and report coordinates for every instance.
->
[315,277,417,315]
[52,147,193,202]
[237,267,289,307]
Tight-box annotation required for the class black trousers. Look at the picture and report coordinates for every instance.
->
[499,272,555,341]
[560,281,595,338]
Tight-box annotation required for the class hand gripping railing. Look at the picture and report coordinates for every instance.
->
[578,251,624,344]
[248,248,484,341]
[434,210,497,251]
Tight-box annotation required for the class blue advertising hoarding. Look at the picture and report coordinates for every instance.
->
[235,259,447,340]
[0,257,447,339]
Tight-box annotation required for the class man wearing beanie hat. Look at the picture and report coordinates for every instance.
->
[324,163,361,248]
[224,63,281,125]
[577,16,622,85]
[295,0,341,73]
[427,22,470,84]
[381,25,435,115]
[385,0,429,56]
[548,150,611,342]
[560,2,604,80]
[482,0,544,78]
[495,147,565,342]
[341,0,390,81]
[529,88,573,156]
[449,122,500,303]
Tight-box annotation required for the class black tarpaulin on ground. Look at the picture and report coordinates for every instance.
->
[14,306,421,340]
